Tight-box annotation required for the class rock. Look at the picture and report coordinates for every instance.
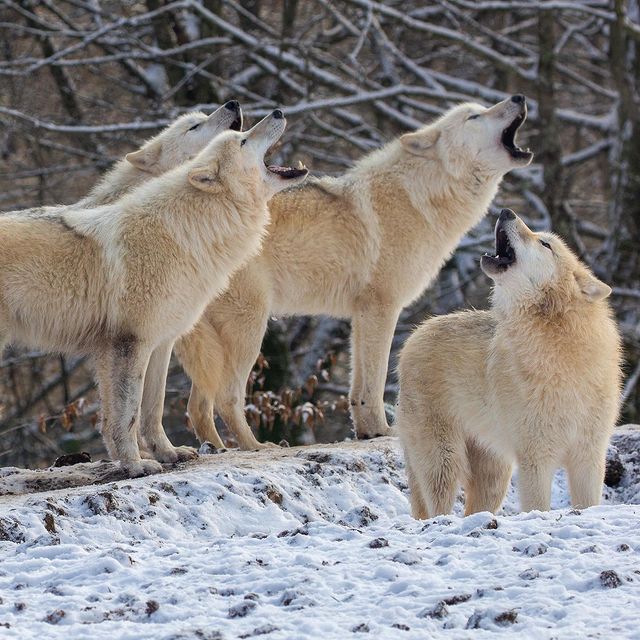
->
[368,537,389,549]
[265,486,283,505]
[52,452,91,467]
[198,442,220,455]
[519,568,539,581]
[494,610,518,625]
[600,570,622,589]
[229,600,256,618]
[145,600,159,616]
[442,594,472,606]
[605,449,625,487]
[44,609,65,624]
[239,625,279,638]
[521,542,548,557]
[419,601,448,619]
[43,513,56,534]
[391,550,420,565]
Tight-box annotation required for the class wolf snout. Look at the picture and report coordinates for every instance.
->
[272,109,284,119]
[223,99,242,131]
[499,208,516,222]
[510,94,525,105]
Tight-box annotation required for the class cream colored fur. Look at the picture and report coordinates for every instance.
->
[2,102,241,461]
[5,102,242,213]
[167,97,533,449]
[0,111,306,477]
[396,210,622,517]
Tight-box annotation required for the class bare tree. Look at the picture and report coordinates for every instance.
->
[1,0,638,467]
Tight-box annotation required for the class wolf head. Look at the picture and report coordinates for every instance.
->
[124,100,243,174]
[400,95,533,178]
[482,209,611,312]
[187,109,308,198]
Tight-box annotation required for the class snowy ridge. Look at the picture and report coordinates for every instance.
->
[0,433,639,639]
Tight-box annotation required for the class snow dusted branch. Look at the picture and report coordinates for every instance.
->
[1,0,639,455]
[0,107,172,134]
[345,0,538,80]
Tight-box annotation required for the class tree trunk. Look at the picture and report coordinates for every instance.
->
[536,10,566,237]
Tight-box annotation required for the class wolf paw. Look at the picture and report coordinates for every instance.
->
[138,447,156,460]
[122,459,164,478]
[251,441,281,451]
[154,446,198,464]
[356,423,392,440]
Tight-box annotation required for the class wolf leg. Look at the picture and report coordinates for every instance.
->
[517,458,554,512]
[93,356,116,457]
[95,338,162,478]
[186,386,225,449]
[213,310,275,451]
[183,323,270,450]
[403,412,465,517]
[405,457,429,519]
[140,340,197,463]
[464,441,512,515]
[178,273,273,450]
[425,429,466,516]
[350,304,399,438]
[175,323,226,448]
[566,443,607,509]
[217,373,279,450]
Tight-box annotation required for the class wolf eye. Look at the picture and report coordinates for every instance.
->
[467,114,480,120]
[540,240,552,250]
[187,122,202,132]
[240,139,247,147]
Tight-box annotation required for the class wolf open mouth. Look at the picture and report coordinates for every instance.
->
[501,111,532,161]
[264,144,308,180]
[266,165,308,179]
[482,219,516,272]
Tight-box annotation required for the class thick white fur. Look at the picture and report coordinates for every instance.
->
[0,112,306,477]
[1,103,241,461]
[6,103,241,213]
[169,97,533,449]
[396,212,622,517]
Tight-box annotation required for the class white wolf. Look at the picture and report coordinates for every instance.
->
[397,209,622,517]
[4,100,242,214]
[164,95,533,450]
[0,110,307,477]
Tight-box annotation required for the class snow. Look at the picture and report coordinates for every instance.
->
[1,431,640,639]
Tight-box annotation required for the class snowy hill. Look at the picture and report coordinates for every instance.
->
[1,431,640,639]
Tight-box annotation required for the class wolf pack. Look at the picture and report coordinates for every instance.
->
[0,94,622,518]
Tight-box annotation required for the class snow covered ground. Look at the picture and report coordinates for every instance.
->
[1,429,640,639]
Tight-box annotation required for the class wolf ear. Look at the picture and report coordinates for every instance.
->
[188,163,221,193]
[125,142,162,173]
[575,271,611,302]
[400,129,440,156]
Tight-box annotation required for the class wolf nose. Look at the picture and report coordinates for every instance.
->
[224,100,240,112]
[499,208,516,221]
[272,109,284,119]
[511,94,525,105]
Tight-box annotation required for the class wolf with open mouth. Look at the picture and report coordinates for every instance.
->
[156,95,535,452]
[397,208,621,517]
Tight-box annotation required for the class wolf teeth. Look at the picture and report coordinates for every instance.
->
[297,160,305,170]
